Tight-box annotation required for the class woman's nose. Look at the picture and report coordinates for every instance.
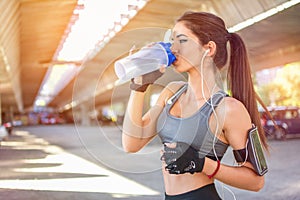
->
[171,46,178,54]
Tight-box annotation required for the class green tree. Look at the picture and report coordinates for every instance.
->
[256,63,300,107]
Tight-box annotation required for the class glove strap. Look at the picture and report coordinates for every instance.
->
[130,78,150,92]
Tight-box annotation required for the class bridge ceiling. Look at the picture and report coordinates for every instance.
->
[0,0,299,114]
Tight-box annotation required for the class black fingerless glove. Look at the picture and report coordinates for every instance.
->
[130,69,163,92]
[163,142,205,174]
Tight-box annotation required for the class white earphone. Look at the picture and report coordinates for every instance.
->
[201,49,210,62]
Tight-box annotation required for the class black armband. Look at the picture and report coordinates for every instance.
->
[233,148,249,163]
[233,126,268,176]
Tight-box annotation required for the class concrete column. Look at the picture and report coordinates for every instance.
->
[143,89,151,114]
[4,106,14,123]
[80,103,90,126]
[0,93,2,125]
[9,106,14,123]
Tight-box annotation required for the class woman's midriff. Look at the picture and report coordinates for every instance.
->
[162,167,214,195]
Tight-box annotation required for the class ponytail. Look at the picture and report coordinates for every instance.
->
[176,11,269,150]
[228,33,268,151]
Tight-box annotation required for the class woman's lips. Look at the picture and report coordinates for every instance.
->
[172,58,179,66]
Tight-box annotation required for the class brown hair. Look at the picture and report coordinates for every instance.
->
[177,11,268,150]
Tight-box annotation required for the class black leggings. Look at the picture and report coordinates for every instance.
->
[165,183,221,200]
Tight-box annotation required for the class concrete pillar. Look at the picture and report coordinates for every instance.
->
[6,106,14,123]
[0,93,2,125]
[80,103,90,126]
[10,106,14,120]
[143,88,151,114]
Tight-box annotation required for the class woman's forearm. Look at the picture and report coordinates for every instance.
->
[122,89,164,152]
[122,91,153,152]
[203,158,264,191]
[123,91,145,137]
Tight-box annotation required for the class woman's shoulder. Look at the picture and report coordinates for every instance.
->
[222,96,252,127]
[223,96,249,116]
[165,81,187,93]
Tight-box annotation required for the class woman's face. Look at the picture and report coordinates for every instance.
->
[171,21,204,72]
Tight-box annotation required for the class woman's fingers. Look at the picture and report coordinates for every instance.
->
[164,142,177,148]
[159,65,167,73]
[129,44,136,56]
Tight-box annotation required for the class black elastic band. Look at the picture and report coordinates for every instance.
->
[233,148,250,163]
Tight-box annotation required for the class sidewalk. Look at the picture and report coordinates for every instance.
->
[0,128,162,200]
[1,125,300,200]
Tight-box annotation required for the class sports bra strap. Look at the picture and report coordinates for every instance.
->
[166,84,188,108]
[166,84,228,112]
[205,91,229,115]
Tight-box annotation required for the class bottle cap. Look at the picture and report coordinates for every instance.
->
[158,42,176,66]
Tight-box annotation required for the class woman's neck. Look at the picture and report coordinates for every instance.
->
[187,66,221,99]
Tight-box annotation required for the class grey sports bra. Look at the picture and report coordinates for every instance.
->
[157,84,229,160]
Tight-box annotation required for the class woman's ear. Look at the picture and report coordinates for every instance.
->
[205,41,217,56]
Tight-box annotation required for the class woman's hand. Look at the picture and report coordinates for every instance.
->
[128,43,166,92]
[130,68,165,92]
[161,142,205,174]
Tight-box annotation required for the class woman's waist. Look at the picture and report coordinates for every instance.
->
[162,168,214,195]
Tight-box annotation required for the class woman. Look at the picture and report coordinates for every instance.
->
[122,11,268,199]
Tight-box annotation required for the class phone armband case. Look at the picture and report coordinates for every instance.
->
[247,126,268,176]
[233,126,268,176]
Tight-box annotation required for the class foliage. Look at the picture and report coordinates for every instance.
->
[256,63,300,107]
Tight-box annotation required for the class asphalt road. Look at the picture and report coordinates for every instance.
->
[0,125,299,200]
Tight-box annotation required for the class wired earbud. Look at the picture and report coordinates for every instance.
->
[203,49,210,57]
[200,46,237,200]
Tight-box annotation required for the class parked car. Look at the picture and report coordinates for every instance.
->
[3,122,13,135]
[40,115,65,125]
[0,125,8,143]
[259,106,300,140]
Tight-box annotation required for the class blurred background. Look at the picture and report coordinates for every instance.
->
[0,0,299,129]
[0,0,300,199]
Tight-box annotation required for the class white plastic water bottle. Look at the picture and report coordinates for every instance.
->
[114,42,176,83]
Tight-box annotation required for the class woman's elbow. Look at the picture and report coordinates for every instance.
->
[122,140,142,153]
[123,144,140,153]
[251,175,265,192]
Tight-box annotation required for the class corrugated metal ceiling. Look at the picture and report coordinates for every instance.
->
[0,0,299,114]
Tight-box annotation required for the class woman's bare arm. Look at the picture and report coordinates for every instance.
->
[203,98,264,191]
[122,81,185,153]
[122,90,163,152]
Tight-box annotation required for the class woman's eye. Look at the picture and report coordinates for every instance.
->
[179,39,188,43]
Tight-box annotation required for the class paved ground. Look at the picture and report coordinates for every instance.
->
[0,125,300,200]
